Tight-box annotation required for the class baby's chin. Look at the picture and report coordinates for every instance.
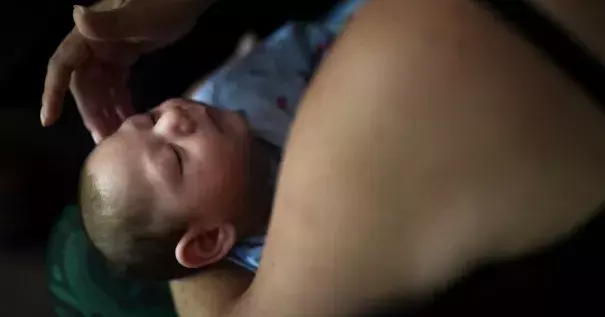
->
[86,140,116,173]
[84,137,137,191]
[84,144,106,174]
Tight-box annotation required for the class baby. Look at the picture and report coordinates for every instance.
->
[80,96,276,278]
[79,0,366,280]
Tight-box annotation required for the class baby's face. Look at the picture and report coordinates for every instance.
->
[87,98,252,220]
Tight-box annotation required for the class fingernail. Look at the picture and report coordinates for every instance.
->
[92,132,102,144]
[40,108,47,127]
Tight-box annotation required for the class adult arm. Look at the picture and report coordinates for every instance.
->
[228,0,605,316]
[171,262,253,317]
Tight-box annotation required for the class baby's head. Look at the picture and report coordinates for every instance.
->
[80,98,263,279]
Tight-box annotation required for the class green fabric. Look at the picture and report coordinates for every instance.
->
[47,205,177,317]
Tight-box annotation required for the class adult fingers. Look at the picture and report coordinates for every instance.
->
[109,69,135,121]
[73,1,201,42]
[41,30,89,126]
[71,63,122,141]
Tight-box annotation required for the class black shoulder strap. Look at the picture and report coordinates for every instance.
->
[475,0,605,112]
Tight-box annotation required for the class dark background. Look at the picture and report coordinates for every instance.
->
[0,0,339,315]
[0,0,603,316]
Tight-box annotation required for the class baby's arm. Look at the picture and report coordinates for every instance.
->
[170,262,253,317]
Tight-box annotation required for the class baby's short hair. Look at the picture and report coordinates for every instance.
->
[79,166,197,280]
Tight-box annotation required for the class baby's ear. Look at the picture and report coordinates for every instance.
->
[175,224,236,269]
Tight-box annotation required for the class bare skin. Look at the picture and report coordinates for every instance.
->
[173,0,605,316]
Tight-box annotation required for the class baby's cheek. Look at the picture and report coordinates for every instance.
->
[216,149,249,186]
[225,111,252,137]
[187,136,249,184]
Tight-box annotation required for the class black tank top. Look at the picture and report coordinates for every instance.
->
[478,0,605,110]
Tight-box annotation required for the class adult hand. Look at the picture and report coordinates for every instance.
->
[41,0,212,143]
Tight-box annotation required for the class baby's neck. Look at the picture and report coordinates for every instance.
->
[237,138,277,238]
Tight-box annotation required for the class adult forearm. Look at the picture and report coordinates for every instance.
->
[88,0,217,24]
[91,0,217,10]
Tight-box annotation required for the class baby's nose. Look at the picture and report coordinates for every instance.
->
[162,107,195,136]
